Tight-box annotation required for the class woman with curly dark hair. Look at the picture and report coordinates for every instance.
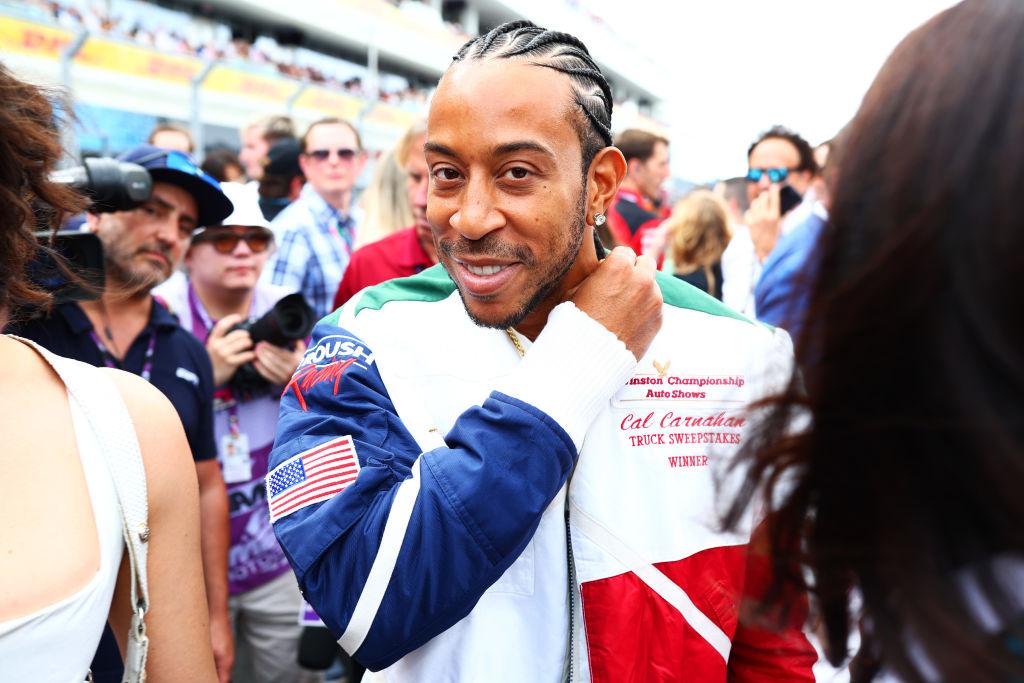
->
[0,63,217,681]
[724,1,1024,681]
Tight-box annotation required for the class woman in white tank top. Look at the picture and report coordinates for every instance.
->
[0,339,125,680]
[0,63,216,682]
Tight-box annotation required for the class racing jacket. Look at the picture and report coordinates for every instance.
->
[268,264,816,682]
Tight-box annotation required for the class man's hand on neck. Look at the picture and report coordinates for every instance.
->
[566,246,663,361]
[515,235,602,342]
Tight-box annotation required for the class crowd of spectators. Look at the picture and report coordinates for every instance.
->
[10,0,661,116]
[15,0,433,106]
[4,2,1024,680]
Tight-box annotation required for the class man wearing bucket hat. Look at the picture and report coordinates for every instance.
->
[10,144,237,682]
[156,182,317,682]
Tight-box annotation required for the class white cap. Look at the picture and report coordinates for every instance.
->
[211,182,270,230]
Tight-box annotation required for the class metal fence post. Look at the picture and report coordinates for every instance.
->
[367,40,380,102]
[286,83,307,117]
[59,30,89,163]
[191,61,215,162]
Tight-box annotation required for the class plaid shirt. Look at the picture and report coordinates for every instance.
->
[263,183,357,319]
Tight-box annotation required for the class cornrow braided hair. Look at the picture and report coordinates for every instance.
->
[452,21,614,153]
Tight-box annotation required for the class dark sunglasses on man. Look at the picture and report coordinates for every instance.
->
[191,226,274,254]
[305,147,359,162]
[746,167,795,183]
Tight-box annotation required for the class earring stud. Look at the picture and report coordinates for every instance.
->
[594,212,606,226]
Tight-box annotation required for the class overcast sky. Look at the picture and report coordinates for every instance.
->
[582,0,959,182]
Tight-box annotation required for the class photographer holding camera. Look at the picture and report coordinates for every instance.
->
[154,182,318,683]
[8,143,236,682]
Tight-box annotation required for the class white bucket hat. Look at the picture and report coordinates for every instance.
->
[192,182,271,236]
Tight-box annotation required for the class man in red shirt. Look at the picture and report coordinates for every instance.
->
[332,123,435,309]
[605,128,671,247]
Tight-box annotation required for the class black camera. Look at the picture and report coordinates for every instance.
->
[235,293,317,348]
[31,158,153,304]
[228,293,316,398]
[50,157,152,214]
[29,230,106,306]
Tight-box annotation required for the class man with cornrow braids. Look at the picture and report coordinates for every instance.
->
[268,20,817,682]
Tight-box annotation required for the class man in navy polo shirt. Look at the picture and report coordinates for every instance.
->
[8,144,237,682]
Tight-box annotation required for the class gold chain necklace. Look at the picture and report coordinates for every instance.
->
[429,329,523,437]
[505,327,526,358]
[432,327,524,436]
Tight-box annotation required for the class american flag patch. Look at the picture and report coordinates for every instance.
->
[266,436,360,523]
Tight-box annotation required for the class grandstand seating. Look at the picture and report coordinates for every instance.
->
[0,0,666,158]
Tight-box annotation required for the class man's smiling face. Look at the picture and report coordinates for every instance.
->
[425,59,591,330]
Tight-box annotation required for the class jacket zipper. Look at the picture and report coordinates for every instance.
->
[565,496,577,683]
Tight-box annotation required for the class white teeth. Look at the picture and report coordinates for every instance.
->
[464,263,504,276]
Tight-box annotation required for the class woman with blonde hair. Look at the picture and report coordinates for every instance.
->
[354,120,428,250]
[353,149,414,249]
[661,189,732,299]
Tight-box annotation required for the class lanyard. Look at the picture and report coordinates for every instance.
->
[325,214,354,256]
[213,385,243,436]
[89,326,157,383]
[226,407,241,436]
[189,283,248,424]
[187,284,215,344]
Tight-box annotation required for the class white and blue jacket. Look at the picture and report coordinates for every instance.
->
[268,265,817,682]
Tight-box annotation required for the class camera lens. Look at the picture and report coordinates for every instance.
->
[49,158,151,213]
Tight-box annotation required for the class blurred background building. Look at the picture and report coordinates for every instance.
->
[0,0,669,179]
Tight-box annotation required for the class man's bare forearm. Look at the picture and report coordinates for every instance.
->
[195,460,230,617]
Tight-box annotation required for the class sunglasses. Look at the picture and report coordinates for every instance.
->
[193,228,273,254]
[746,167,796,183]
[305,148,359,162]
